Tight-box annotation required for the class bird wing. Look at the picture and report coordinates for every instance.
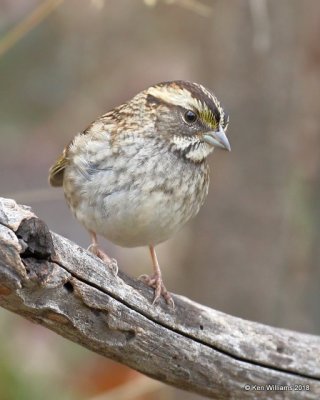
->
[49,116,111,187]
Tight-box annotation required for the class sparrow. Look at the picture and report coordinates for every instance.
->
[49,80,230,307]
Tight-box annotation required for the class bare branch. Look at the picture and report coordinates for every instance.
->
[0,197,319,399]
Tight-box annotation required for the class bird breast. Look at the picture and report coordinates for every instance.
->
[63,133,210,247]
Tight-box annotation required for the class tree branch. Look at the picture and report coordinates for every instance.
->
[0,197,319,399]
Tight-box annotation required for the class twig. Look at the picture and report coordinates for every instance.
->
[0,0,64,59]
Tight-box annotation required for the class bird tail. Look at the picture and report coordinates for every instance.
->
[48,152,67,187]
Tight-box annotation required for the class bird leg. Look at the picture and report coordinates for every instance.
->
[140,246,174,308]
[87,231,118,275]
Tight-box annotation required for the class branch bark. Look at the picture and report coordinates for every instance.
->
[0,197,319,399]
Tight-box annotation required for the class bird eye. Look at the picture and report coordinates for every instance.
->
[184,110,197,124]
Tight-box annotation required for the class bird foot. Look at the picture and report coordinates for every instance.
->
[87,244,118,275]
[139,273,174,308]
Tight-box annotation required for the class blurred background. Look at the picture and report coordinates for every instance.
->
[0,0,320,399]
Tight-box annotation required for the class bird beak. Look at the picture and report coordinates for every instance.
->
[203,127,231,151]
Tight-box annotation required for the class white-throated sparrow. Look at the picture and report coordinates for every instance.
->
[49,80,230,307]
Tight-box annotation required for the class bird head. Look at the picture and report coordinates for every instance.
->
[144,80,230,163]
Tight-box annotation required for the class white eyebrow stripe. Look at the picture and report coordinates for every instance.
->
[148,85,215,113]
[148,86,199,109]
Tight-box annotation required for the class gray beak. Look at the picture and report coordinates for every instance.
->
[203,127,231,151]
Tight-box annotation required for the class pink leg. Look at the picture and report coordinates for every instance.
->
[140,245,174,307]
[87,231,118,274]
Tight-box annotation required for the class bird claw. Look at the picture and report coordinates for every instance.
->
[139,273,174,308]
[88,244,118,275]
[108,258,118,276]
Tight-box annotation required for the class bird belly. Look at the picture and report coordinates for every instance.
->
[91,190,184,247]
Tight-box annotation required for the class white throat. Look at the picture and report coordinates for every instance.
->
[170,135,214,162]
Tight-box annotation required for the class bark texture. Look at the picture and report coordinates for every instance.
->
[0,197,319,399]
